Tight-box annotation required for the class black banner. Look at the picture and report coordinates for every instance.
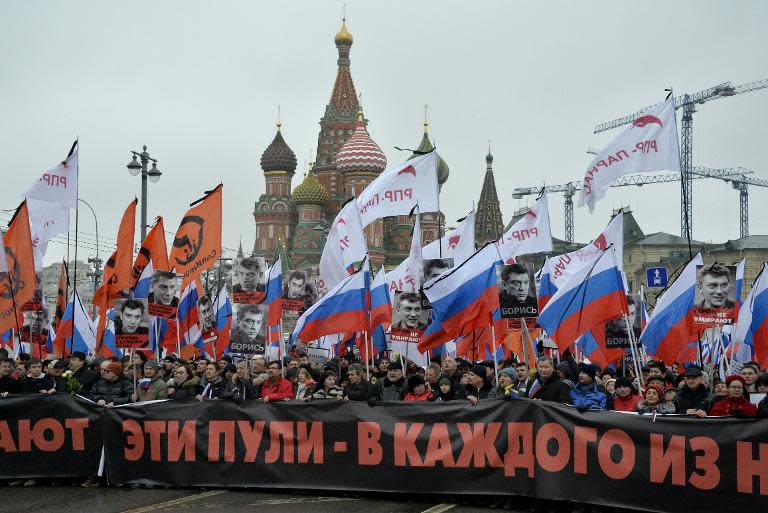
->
[1,395,767,513]
[0,395,103,479]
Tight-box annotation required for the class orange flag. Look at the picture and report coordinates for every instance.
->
[132,216,169,287]
[94,199,137,306]
[0,201,37,334]
[54,260,69,331]
[169,185,222,287]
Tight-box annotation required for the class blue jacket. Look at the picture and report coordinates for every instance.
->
[570,382,607,410]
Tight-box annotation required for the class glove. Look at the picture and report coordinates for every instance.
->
[367,397,377,407]
[733,410,749,419]
[577,405,590,412]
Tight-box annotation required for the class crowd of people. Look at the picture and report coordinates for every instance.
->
[1,345,767,488]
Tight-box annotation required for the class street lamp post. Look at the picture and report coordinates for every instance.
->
[126,145,162,241]
[78,199,102,293]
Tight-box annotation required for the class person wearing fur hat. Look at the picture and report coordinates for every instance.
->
[489,368,522,400]
[89,361,133,407]
[369,360,406,405]
[168,362,200,401]
[636,384,676,414]
[570,363,608,411]
[404,374,435,401]
[709,375,758,418]
[611,377,641,412]
[132,360,168,402]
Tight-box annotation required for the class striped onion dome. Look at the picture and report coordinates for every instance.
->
[336,111,387,174]
[292,170,329,205]
[260,124,297,173]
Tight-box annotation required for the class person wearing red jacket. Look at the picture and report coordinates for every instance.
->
[611,377,641,412]
[403,375,435,401]
[259,361,293,402]
[709,375,758,418]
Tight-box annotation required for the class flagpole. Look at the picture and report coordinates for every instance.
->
[364,329,371,381]
[69,142,80,356]
[623,313,643,391]
[490,320,499,386]
[154,318,160,363]
[175,318,181,356]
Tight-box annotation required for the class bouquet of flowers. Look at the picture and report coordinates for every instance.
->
[62,370,82,395]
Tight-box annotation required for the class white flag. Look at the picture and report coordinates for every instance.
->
[319,199,368,294]
[356,152,439,227]
[422,210,476,264]
[27,197,70,271]
[578,98,680,212]
[386,211,422,295]
[546,212,624,291]
[496,194,552,263]
[24,143,79,209]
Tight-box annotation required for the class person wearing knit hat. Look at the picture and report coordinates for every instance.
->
[570,363,607,411]
[611,377,641,412]
[459,365,492,404]
[133,360,168,402]
[636,383,675,414]
[88,360,133,407]
[709,375,758,418]
[435,376,456,401]
[489,367,522,400]
[404,374,434,401]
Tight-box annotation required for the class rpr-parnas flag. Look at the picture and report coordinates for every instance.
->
[422,210,476,264]
[496,194,552,263]
[319,198,368,293]
[356,152,439,227]
[24,142,79,209]
[578,98,680,212]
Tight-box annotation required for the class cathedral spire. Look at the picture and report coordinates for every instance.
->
[475,145,504,245]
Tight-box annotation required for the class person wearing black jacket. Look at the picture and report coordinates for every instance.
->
[344,364,374,401]
[231,360,257,403]
[196,363,235,401]
[459,365,493,405]
[524,356,572,404]
[69,351,98,392]
[21,358,56,394]
[89,362,133,406]
[168,363,199,401]
[674,365,714,417]
[369,361,406,405]
[0,358,19,397]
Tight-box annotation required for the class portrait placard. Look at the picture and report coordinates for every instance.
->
[496,262,538,319]
[231,257,267,304]
[112,298,150,348]
[693,264,737,326]
[229,303,267,355]
[148,271,181,318]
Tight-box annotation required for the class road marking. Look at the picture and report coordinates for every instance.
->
[120,490,227,513]
[249,497,360,505]
[420,505,457,513]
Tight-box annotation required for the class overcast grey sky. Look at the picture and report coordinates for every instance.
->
[1,0,767,267]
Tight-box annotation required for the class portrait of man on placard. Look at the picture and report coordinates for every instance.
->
[282,270,318,312]
[229,303,266,355]
[20,307,50,345]
[392,291,430,331]
[148,270,181,318]
[113,298,150,348]
[693,263,737,325]
[231,257,267,304]
[420,258,453,308]
[496,263,538,319]
[197,294,218,342]
[604,295,640,348]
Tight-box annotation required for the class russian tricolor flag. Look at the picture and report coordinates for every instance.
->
[96,309,123,359]
[537,258,557,310]
[735,257,745,307]
[206,285,232,359]
[639,254,702,363]
[266,259,282,344]
[421,243,503,350]
[132,260,153,299]
[53,291,96,356]
[733,262,768,365]
[370,266,391,330]
[178,280,203,359]
[292,259,369,345]
[537,247,626,353]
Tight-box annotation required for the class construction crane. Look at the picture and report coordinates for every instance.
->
[512,166,766,242]
[593,78,768,241]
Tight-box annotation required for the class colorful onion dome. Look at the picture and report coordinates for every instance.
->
[292,170,329,205]
[336,111,387,174]
[260,124,297,173]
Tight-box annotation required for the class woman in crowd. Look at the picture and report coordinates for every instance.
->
[311,371,344,400]
[709,375,758,418]
[712,380,728,403]
[435,376,456,401]
[404,374,435,401]
[636,384,676,414]
[295,367,315,400]
[89,361,133,407]
[611,377,641,412]
[167,362,199,401]
[489,368,522,400]
[133,361,168,402]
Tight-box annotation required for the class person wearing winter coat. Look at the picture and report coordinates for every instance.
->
[636,384,676,414]
[168,363,200,401]
[435,376,457,401]
[570,363,607,410]
[674,365,714,417]
[488,368,522,400]
[89,361,134,407]
[370,361,406,404]
[611,377,641,412]
[294,367,316,400]
[343,364,374,401]
[196,362,235,401]
[524,357,572,404]
[311,372,344,400]
[231,360,258,403]
[133,361,168,402]
[259,361,294,402]
[709,375,758,418]
[21,358,56,395]
[404,374,436,401]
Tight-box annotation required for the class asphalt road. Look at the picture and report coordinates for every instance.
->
[0,485,629,513]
